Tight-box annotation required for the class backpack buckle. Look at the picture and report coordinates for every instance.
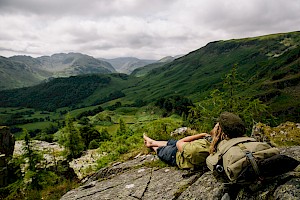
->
[238,143,263,180]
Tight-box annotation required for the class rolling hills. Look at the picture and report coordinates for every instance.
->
[0,31,300,122]
[123,31,300,120]
[125,32,300,101]
[0,53,116,90]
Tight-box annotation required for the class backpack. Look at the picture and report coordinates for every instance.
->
[206,137,281,183]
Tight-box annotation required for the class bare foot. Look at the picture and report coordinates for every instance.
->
[143,133,154,148]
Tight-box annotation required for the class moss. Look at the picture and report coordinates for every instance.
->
[140,159,170,169]
[254,122,300,146]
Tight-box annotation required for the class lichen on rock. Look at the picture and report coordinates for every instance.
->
[252,122,300,146]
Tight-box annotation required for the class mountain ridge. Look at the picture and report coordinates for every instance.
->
[35,52,116,73]
[0,56,48,90]
[0,53,116,90]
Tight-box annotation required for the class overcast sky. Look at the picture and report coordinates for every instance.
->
[0,0,300,60]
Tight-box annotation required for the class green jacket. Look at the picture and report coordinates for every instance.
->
[176,138,210,169]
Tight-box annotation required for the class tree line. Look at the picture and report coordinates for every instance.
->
[0,75,111,111]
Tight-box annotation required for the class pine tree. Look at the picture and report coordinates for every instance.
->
[63,114,84,160]
[116,118,127,136]
[22,129,43,190]
[222,64,240,111]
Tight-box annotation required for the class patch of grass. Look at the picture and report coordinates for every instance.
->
[119,147,146,162]
[141,159,170,169]
[19,121,56,131]
[95,124,119,134]
[114,107,139,115]
[13,130,26,140]
[68,105,100,117]
[41,180,79,200]
[113,115,137,124]
[96,152,120,169]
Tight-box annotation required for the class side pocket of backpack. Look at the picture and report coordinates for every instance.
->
[206,152,220,171]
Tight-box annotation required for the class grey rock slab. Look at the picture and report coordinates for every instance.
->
[61,167,199,200]
[178,171,225,200]
[142,168,199,200]
[83,154,158,184]
[61,167,152,200]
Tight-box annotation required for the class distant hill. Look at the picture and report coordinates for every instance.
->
[131,56,182,77]
[0,56,50,90]
[101,57,156,74]
[36,53,116,76]
[0,53,116,90]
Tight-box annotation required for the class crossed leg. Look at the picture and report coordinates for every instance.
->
[143,133,168,153]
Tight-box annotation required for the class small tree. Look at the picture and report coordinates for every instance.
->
[63,114,84,160]
[222,64,242,111]
[116,119,127,136]
[79,124,101,149]
[22,129,43,190]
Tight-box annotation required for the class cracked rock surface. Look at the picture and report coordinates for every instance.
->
[62,167,201,200]
[61,147,300,200]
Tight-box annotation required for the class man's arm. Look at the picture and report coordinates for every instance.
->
[176,133,209,152]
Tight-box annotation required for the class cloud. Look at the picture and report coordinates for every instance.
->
[0,0,299,59]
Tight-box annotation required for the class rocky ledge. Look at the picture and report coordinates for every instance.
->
[61,146,300,200]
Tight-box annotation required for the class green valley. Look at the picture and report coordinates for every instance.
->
[1,31,300,129]
[1,30,300,200]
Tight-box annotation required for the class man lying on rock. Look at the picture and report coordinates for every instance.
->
[143,112,253,170]
[143,128,212,170]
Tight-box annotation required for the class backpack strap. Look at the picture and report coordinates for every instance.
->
[238,143,262,180]
[218,137,256,155]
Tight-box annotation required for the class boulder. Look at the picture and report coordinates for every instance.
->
[0,126,15,187]
[61,146,300,200]
[0,126,15,157]
[61,165,201,200]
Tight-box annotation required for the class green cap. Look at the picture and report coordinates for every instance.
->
[218,112,246,138]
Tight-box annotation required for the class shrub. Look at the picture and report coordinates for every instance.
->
[155,95,194,116]
[88,140,99,149]
[116,145,129,154]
